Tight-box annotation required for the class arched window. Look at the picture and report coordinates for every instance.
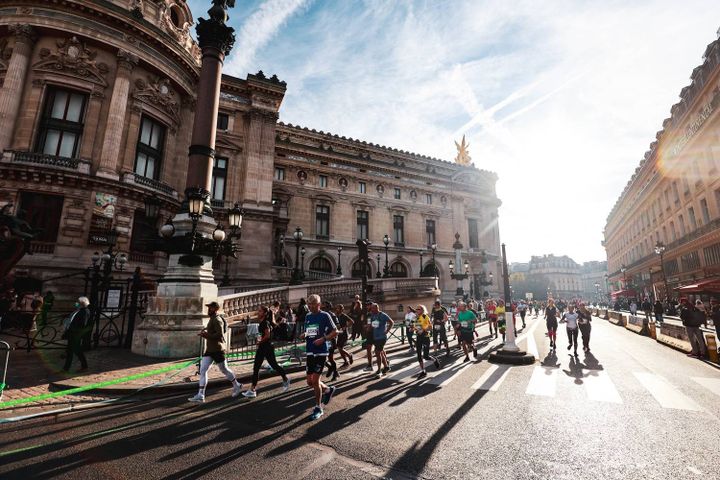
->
[351,259,367,278]
[422,261,438,277]
[309,257,332,273]
[390,262,408,277]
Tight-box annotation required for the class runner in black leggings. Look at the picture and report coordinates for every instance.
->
[242,305,290,398]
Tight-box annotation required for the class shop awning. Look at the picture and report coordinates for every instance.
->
[610,289,637,298]
[675,277,720,294]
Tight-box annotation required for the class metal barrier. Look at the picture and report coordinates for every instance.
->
[0,341,10,401]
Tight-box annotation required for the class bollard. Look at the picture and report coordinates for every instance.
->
[0,341,10,401]
[706,334,718,364]
[648,322,657,340]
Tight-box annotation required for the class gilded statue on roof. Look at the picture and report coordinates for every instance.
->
[454,135,472,166]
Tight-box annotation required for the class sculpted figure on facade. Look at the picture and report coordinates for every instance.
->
[33,36,108,87]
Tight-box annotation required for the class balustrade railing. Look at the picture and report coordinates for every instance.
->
[29,241,56,255]
[4,150,90,173]
[122,172,177,197]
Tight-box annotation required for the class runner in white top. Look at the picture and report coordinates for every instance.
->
[560,305,580,357]
[404,306,417,353]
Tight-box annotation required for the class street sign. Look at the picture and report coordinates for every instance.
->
[106,289,122,309]
[525,292,533,300]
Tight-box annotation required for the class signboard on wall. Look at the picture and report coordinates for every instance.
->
[88,192,117,245]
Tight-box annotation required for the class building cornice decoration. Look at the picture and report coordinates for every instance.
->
[33,36,109,87]
[117,49,139,70]
[0,38,10,71]
[132,76,180,123]
[9,24,37,46]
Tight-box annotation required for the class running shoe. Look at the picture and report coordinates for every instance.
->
[324,367,333,379]
[417,371,428,378]
[567,344,572,350]
[309,406,324,421]
[349,355,354,365]
[374,369,382,377]
[381,366,390,374]
[242,390,257,398]
[473,348,478,359]
[331,372,340,381]
[464,356,470,363]
[188,393,205,403]
[446,348,451,356]
[321,385,337,405]
[231,383,243,398]
[282,379,291,392]
[434,358,441,369]
[362,366,374,372]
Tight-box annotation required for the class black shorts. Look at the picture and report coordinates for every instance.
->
[459,331,474,343]
[306,355,326,375]
[337,331,348,348]
[373,339,386,351]
[203,351,226,363]
[433,326,447,345]
[546,320,558,331]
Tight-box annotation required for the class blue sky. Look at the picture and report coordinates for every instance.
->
[187,0,720,264]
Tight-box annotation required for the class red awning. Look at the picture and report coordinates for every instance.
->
[611,289,637,298]
[675,277,720,294]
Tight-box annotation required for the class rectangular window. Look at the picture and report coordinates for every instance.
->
[670,221,676,241]
[680,251,701,271]
[134,116,165,180]
[36,87,87,158]
[468,218,479,249]
[716,188,720,213]
[704,242,720,266]
[688,207,697,231]
[682,177,690,194]
[426,219,436,247]
[359,182,366,194]
[664,258,679,276]
[394,188,401,200]
[274,167,285,181]
[211,156,227,201]
[393,215,404,246]
[130,209,156,254]
[664,189,671,211]
[672,182,680,205]
[425,193,432,205]
[315,205,330,239]
[678,214,686,237]
[17,191,64,243]
[700,198,711,224]
[217,113,229,131]
[356,210,368,240]
[319,175,328,188]
[662,226,668,243]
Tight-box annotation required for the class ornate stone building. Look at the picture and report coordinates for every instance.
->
[579,260,608,303]
[0,0,502,300]
[604,30,720,300]
[528,254,582,299]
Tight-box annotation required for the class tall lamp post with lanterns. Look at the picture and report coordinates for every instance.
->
[290,226,304,285]
[654,241,669,301]
[449,232,469,297]
[336,246,343,275]
[382,234,390,277]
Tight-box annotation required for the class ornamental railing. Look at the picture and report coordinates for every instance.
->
[122,172,178,198]
[3,150,90,173]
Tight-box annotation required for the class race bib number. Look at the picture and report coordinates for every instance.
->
[433,324,441,331]
[306,325,319,337]
[371,320,380,328]
[461,321,469,328]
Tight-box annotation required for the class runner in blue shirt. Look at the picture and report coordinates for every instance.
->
[369,303,394,378]
[303,294,338,420]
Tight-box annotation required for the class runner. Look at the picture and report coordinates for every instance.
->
[414,304,441,377]
[303,294,338,421]
[577,303,592,353]
[404,305,417,352]
[518,300,527,328]
[369,303,394,377]
[322,300,341,381]
[545,299,558,350]
[361,301,375,372]
[241,305,291,398]
[188,301,242,403]
[448,301,460,349]
[560,304,580,357]
[334,303,354,367]
[456,301,478,362]
[431,300,451,356]
[349,295,363,341]
[495,300,506,342]
[487,299,498,338]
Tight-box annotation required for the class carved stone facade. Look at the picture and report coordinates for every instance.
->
[604,32,720,301]
[0,0,502,302]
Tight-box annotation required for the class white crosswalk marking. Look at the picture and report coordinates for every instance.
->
[428,360,474,386]
[525,330,539,359]
[471,364,511,391]
[691,377,720,397]
[583,370,622,403]
[526,366,558,397]
[633,372,703,411]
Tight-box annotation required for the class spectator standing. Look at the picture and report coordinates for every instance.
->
[349,295,363,341]
[294,298,309,340]
[709,298,720,354]
[629,300,638,316]
[642,298,653,323]
[38,290,54,327]
[653,299,664,326]
[62,297,91,372]
[680,298,707,358]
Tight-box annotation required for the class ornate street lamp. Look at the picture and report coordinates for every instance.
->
[594,281,601,304]
[336,246,343,275]
[620,264,628,289]
[430,243,437,277]
[654,241,669,301]
[217,206,243,286]
[376,254,381,278]
[300,246,306,279]
[290,226,303,285]
[382,234,390,277]
[449,232,469,297]
[419,250,424,277]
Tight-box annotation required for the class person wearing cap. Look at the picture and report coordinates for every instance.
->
[413,304,441,378]
[431,300,451,356]
[62,296,91,372]
[369,302,393,378]
[188,301,242,403]
[679,298,707,358]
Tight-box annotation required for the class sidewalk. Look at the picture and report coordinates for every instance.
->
[0,333,413,418]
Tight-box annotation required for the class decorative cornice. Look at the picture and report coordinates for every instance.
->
[116,49,139,71]
[8,24,37,46]
[33,36,108,87]
[132,76,180,123]
[196,17,235,56]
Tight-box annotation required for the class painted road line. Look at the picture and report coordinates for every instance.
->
[471,364,511,391]
[583,370,622,404]
[633,372,703,411]
[428,360,474,386]
[691,377,720,397]
[525,329,539,359]
[526,366,558,397]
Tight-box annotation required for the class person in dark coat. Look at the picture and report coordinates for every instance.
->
[63,296,91,372]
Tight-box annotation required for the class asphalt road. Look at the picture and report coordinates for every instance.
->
[2,315,719,480]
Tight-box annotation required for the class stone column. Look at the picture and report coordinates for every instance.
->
[98,50,138,179]
[0,25,36,152]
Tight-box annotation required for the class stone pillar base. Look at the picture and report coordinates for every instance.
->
[131,296,208,358]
